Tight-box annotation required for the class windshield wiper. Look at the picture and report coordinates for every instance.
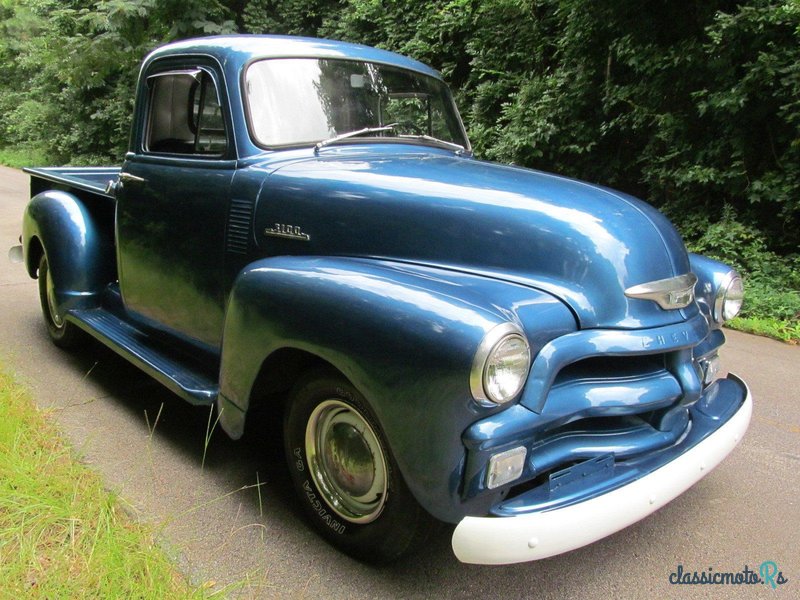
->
[313,125,472,157]
[314,124,397,153]
[396,134,471,156]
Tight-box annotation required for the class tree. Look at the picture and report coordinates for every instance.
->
[245,0,800,252]
[2,0,798,251]
[0,0,237,163]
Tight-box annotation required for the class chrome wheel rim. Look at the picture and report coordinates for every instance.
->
[45,263,64,328]
[305,399,388,523]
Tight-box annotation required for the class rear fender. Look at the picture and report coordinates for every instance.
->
[22,190,116,313]
[218,256,576,521]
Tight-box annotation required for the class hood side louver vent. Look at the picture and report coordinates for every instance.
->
[226,198,254,255]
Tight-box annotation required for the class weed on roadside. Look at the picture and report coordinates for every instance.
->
[0,363,233,598]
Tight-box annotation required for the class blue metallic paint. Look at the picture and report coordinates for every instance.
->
[217,256,576,521]
[520,311,709,413]
[20,36,750,533]
[22,189,115,313]
[247,147,692,329]
[115,157,235,346]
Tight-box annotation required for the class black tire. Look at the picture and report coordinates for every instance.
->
[284,369,435,563]
[37,254,83,349]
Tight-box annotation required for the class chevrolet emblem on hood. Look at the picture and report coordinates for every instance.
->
[624,273,698,310]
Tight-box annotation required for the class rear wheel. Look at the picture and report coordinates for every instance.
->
[37,254,82,348]
[284,369,434,563]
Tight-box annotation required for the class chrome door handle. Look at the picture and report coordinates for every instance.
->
[119,172,146,184]
[107,171,146,196]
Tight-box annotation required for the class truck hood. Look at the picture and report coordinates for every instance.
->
[257,149,692,329]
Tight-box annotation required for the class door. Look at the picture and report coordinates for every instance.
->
[116,65,235,347]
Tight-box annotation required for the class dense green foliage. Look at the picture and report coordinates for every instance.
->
[0,0,237,163]
[684,206,800,340]
[1,0,797,337]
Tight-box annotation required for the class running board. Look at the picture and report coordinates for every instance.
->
[68,308,218,405]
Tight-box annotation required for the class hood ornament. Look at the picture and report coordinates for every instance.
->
[625,273,698,310]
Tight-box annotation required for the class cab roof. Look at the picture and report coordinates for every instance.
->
[143,35,442,80]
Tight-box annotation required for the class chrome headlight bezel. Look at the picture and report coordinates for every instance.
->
[470,323,531,405]
[713,271,744,324]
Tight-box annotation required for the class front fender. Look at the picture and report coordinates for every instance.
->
[689,252,739,330]
[22,190,115,313]
[218,256,576,521]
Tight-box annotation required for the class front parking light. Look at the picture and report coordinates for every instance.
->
[486,446,527,489]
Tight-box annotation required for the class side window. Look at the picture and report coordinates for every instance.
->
[146,69,227,156]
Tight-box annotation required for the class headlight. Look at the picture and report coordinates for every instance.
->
[471,323,531,405]
[714,272,744,323]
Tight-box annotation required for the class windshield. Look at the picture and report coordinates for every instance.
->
[244,58,469,149]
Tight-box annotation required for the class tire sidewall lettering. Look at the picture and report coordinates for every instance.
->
[335,386,355,403]
[302,479,346,534]
[292,447,304,472]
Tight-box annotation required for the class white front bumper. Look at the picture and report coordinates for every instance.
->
[451,377,752,565]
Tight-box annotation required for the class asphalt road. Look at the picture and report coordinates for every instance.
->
[1,164,797,599]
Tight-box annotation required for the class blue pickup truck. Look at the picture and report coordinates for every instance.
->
[18,35,751,565]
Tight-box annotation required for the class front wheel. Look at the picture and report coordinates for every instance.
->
[284,370,434,563]
[37,254,83,349]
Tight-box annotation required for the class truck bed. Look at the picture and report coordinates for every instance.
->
[24,166,119,197]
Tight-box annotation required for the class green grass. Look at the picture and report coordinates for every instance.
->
[722,275,800,344]
[728,316,800,345]
[0,145,48,169]
[0,364,226,599]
